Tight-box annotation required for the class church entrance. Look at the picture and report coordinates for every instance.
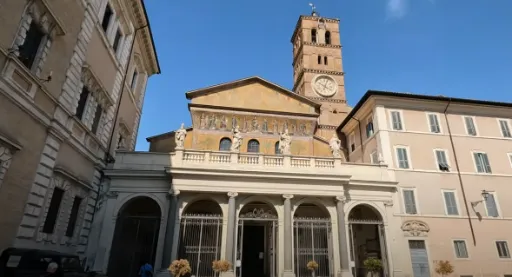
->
[107,197,161,277]
[348,205,388,277]
[236,202,278,277]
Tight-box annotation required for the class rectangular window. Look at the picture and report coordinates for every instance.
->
[453,240,468,258]
[349,133,355,152]
[396,147,410,169]
[464,116,477,136]
[42,187,64,234]
[370,151,379,164]
[366,116,374,138]
[499,120,511,138]
[473,152,491,173]
[130,70,138,90]
[496,241,510,258]
[435,150,450,172]
[65,197,82,237]
[428,113,441,133]
[91,105,103,134]
[391,111,403,131]
[19,21,45,69]
[75,87,90,120]
[443,191,459,215]
[485,193,499,218]
[403,189,417,214]
[113,29,122,52]
[101,4,113,32]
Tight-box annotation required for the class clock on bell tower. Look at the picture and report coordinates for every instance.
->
[291,8,350,138]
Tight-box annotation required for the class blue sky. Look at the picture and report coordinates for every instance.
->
[137,0,512,151]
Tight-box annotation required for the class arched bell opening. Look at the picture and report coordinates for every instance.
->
[108,196,162,277]
[293,203,332,277]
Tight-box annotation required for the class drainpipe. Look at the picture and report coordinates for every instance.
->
[443,99,477,246]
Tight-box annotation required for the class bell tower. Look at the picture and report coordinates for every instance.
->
[291,7,350,138]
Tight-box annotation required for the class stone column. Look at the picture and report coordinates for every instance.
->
[161,192,179,269]
[224,192,238,277]
[170,190,181,262]
[335,196,351,277]
[282,194,295,277]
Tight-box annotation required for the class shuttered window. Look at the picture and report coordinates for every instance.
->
[485,193,499,218]
[435,150,449,171]
[499,120,511,138]
[496,241,510,258]
[403,189,417,214]
[391,111,403,130]
[396,147,410,169]
[443,191,459,215]
[464,117,477,136]
[453,240,468,258]
[428,113,441,133]
[473,152,491,173]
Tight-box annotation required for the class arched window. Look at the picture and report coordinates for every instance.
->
[324,56,328,65]
[318,55,322,64]
[325,31,331,45]
[275,142,280,154]
[219,138,232,151]
[311,29,317,43]
[247,139,260,153]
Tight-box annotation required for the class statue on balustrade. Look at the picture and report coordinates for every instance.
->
[175,123,187,149]
[279,129,292,155]
[231,125,243,152]
[329,133,346,161]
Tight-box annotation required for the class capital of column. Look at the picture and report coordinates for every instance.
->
[282,194,294,200]
[227,192,238,198]
[170,189,180,197]
[335,196,348,204]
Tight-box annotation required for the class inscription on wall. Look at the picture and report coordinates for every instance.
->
[192,112,315,136]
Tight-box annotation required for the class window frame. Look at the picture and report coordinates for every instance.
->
[497,118,512,138]
[483,191,500,218]
[247,139,260,153]
[441,189,460,216]
[389,110,405,131]
[101,3,114,33]
[42,187,65,234]
[394,145,411,169]
[370,150,379,164]
[349,132,355,153]
[311,29,317,43]
[452,239,469,259]
[495,240,511,259]
[75,86,90,120]
[433,148,450,172]
[471,151,492,174]
[426,112,442,134]
[112,27,123,54]
[401,187,419,215]
[18,21,46,71]
[130,68,139,91]
[219,137,232,151]
[462,116,478,136]
[91,104,103,135]
[325,31,331,45]
[365,114,374,139]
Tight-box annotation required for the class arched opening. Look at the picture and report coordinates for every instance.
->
[108,196,161,277]
[325,31,331,45]
[247,139,260,153]
[237,201,278,277]
[324,56,328,65]
[311,29,317,43]
[179,199,223,277]
[274,141,280,154]
[347,205,388,277]
[219,137,232,151]
[293,203,332,277]
[317,55,321,64]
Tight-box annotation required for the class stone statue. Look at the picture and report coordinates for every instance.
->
[278,129,292,155]
[231,125,243,152]
[175,123,187,149]
[329,133,345,161]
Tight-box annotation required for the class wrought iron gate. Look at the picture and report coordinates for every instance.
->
[293,218,333,277]
[236,208,278,277]
[179,214,223,277]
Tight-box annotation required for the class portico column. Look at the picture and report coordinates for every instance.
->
[335,196,351,277]
[170,190,181,262]
[161,192,180,269]
[282,194,295,277]
[225,192,238,268]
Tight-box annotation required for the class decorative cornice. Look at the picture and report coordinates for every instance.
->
[81,65,114,107]
[0,133,22,151]
[128,0,160,75]
[317,125,337,130]
[53,166,93,190]
[307,97,346,104]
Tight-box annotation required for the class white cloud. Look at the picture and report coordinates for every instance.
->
[386,0,408,19]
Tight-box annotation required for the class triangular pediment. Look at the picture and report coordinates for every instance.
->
[186,76,320,115]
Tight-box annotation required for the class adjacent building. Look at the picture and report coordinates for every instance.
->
[0,0,159,260]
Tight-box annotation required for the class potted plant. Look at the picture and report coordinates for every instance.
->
[306,260,319,277]
[212,260,232,274]
[168,259,192,277]
[435,260,454,277]
[363,257,382,277]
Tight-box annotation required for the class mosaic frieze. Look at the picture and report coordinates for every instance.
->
[193,111,315,136]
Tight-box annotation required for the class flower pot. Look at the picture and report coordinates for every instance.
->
[366,272,380,277]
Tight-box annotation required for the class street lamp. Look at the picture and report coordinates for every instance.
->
[470,190,490,207]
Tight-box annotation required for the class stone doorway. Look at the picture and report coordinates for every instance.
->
[236,202,278,277]
[107,197,161,277]
[348,205,388,277]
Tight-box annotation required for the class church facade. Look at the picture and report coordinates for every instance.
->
[87,10,512,277]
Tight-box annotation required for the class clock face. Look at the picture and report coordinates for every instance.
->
[312,75,338,97]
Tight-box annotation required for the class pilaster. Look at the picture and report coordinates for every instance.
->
[282,194,295,277]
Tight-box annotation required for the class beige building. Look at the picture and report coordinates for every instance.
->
[0,0,159,260]
[88,9,512,277]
